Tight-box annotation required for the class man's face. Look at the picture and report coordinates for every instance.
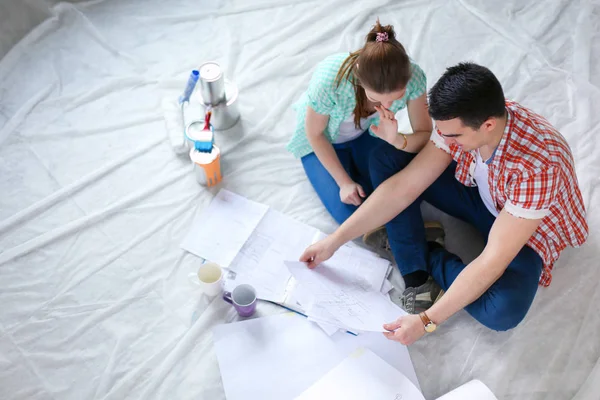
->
[435,118,486,152]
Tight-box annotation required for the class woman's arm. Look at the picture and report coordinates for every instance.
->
[398,93,433,153]
[305,106,364,206]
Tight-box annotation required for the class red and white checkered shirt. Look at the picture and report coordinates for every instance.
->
[431,100,588,286]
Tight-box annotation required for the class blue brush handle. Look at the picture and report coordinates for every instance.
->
[179,70,200,103]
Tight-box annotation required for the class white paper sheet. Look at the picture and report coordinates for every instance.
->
[180,189,269,268]
[284,279,312,312]
[312,233,391,292]
[301,234,391,333]
[295,348,425,400]
[285,261,406,332]
[330,245,391,292]
[436,380,497,400]
[212,313,419,400]
[285,280,344,335]
[225,209,317,302]
[380,279,393,294]
[307,317,340,336]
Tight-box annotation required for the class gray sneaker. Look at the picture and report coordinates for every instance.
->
[362,221,446,261]
[362,226,393,260]
[400,277,444,314]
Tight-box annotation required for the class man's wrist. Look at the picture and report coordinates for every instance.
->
[419,311,437,333]
[329,229,348,250]
[425,305,447,326]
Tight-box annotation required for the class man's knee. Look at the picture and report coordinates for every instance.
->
[369,144,415,186]
[469,294,531,331]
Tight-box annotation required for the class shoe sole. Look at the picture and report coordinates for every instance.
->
[363,221,444,245]
[362,225,386,246]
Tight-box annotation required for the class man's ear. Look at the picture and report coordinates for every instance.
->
[482,117,497,132]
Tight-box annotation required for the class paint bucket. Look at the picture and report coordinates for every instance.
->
[190,146,222,187]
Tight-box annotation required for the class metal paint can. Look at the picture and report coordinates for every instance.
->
[190,145,223,187]
[194,79,240,131]
[199,62,226,106]
[211,79,240,131]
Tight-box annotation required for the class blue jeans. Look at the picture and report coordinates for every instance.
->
[301,131,381,224]
[369,142,543,331]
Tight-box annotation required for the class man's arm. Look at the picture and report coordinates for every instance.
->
[426,209,543,324]
[300,141,452,267]
[332,140,451,245]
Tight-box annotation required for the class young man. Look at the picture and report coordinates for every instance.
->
[300,63,588,345]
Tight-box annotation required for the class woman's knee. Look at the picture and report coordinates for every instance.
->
[327,202,357,225]
[368,143,416,185]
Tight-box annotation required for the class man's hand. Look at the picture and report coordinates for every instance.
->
[371,105,399,145]
[339,181,366,206]
[382,314,426,345]
[299,235,341,269]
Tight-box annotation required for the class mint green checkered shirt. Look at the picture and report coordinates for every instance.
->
[286,53,427,158]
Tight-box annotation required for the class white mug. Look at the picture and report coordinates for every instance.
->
[188,262,223,297]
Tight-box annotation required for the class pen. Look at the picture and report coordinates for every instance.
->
[264,300,358,336]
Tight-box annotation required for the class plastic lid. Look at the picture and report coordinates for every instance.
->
[199,62,222,81]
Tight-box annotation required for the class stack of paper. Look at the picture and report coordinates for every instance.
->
[285,261,405,333]
[225,209,318,303]
[181,189,396,334]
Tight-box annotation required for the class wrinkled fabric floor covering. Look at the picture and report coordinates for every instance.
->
[1,1,599,399]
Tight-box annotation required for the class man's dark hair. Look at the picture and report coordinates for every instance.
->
[428,62,506,129]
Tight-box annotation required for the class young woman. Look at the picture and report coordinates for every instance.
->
[287,20,433,224]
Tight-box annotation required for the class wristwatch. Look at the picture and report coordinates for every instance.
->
[419,311,437,333]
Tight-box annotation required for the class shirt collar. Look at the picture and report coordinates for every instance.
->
[489,103,514,168]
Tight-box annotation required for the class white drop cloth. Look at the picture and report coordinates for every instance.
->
[1,1,599,399]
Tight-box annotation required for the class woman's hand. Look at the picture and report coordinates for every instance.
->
[371,105,399,145]
[339,181,366,206]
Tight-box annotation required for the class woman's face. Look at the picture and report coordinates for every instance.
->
[363,87,406,109]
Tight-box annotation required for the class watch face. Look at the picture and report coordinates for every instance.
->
[425,323,437,333]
